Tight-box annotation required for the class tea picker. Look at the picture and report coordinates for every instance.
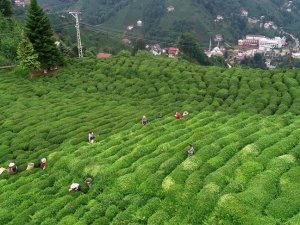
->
[8,162,18,174]
[69,183,81,193]
[85,178,93,187]
[187,144,194,156]
[88,131,95,143]
[141,115,148,125]
[175,112,182,119]
[40,158,47,170]
[183,111,189,117]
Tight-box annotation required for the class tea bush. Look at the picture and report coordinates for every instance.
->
[0,56,299,224]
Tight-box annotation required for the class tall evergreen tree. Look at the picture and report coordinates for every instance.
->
[25,0,63,69]
[17,32,40,74]
[0,0,13,17]
[177,32,210,66]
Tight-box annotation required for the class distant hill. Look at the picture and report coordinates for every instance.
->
[38,0,300,46]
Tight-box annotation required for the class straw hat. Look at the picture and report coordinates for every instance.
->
[85,178,93,184]
[9,163,15,167]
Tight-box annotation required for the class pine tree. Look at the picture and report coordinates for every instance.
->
[177,32,210,66]
[17,32,40,74]
[0,0,13,17]
[25,0,63,69]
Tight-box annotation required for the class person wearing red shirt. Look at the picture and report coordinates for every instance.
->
[175,112,182,119]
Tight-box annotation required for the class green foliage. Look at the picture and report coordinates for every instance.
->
[17,32,40,73]
[0,56,299,225]
[177,32,210,66]
[0,15,22,65]
[0,0,12,17]
[25,0,63,68]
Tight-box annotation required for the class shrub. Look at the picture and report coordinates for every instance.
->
[147,210,170,225]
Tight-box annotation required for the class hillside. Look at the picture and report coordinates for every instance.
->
[38,0,300,45]
[0,55,300,224]
[0,15,22,66]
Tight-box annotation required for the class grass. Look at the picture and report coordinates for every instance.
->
[0,55,300,224]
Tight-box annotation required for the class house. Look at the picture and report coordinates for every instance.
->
[241,9,248,17]
[238,35,265,49]
[14,0,28,7]
[211,46,224,57]
[96,52,112,58]
[127,25,134,31]
[206,45,224,58]
[150,44,162,55]
[214,34,223,42]
[292,52,300,59]
[248,17,259,24]
[236,53,245,61]
[167,6,175,12]
[168,47,179,57]
[214,15,224,22]
[264,21,278,30]
[137,20,143,27]
[122,38,131,44]
[258,37,284,51]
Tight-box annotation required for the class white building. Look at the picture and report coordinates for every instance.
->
[259,37,284,51]
[149,44,162,56]
[127,25,134,31]
[205,40,224,57]
[210,46,223,57]
[214,34,223,42]
[137,20,143,27]
[214,15,224,22]
[14,0,26,7]
[167,6,175,12]
[241,9,248,17]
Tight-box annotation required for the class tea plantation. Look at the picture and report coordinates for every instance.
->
[0,55,300,225]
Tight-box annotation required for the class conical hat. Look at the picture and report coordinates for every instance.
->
[41,158,46,163]
[9,163,15,167]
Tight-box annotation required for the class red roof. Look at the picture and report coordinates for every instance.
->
[122,38,130,44]
[96,52,112,58]
[168,47,179,54]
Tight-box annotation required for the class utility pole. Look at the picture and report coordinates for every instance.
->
[69,11,83,58]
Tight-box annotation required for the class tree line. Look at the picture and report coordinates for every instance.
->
[0,0,63,73]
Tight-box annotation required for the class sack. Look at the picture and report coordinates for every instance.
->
[0,167,7,174]
[27,163,34,170]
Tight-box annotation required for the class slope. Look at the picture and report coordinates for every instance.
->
[0,56,300,224]
[38,0,300,45]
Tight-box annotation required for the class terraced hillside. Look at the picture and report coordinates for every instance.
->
[0,55,300,224]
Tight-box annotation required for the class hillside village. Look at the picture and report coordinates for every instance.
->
[93,3,300,69]
[13,0,300,69]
